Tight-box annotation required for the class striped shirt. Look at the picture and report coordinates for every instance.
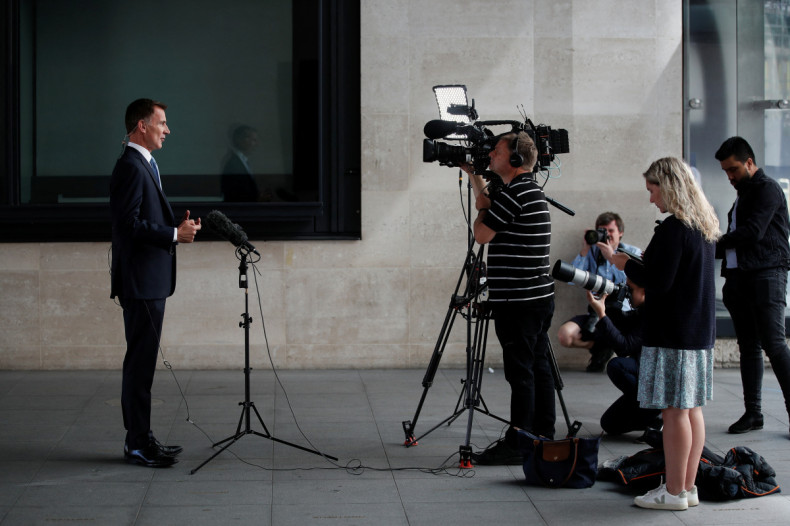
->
[481,173,554,303]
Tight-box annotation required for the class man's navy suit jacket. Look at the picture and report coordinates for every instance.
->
[110,146,177,300]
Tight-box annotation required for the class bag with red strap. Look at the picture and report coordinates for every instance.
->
[515,429,602,489]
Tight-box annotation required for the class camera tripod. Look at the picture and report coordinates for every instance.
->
[191,247,337,474]
[401,242,581,469]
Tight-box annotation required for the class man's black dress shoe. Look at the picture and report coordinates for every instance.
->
[728,411,764,434]
[125,439,183,458]
[124,445,177,467]
[152,438,183,457]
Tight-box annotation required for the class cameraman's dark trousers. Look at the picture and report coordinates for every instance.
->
[492,299,555,441]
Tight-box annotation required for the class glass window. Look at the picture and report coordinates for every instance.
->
[764,0,790,184]
[685,0,790,333]
[764,1,790,323]
[0,0,360,240]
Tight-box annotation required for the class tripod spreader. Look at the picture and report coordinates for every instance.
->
[451,294,471,308]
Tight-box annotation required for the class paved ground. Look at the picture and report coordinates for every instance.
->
[1,366,789,525]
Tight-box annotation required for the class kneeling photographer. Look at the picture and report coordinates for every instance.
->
[557,212,642,372]
[552,259,660,435]
[588,263,662,435]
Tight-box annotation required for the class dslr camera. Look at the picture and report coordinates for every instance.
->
[584,227,610,245]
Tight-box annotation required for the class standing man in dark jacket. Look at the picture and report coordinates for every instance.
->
[715,136,790,436]
[111,98,201,467]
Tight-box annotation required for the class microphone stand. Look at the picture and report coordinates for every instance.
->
[191,246,337,474]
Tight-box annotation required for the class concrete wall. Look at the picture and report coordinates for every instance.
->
[0,0,739,370]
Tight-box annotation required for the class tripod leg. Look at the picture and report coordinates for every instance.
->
[468,306,490,410]
[547,339,582,437]
[462,306,504,446]
[247,401,338,460]
[191,434,243,474]
[248,402,271,436]
[402,303,460,446]
[403,243,495,448]
[212,402,247,448]
[459,303,510,468]
[467,311,509,425]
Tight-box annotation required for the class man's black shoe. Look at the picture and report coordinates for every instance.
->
[124,445,178,467]
[470,439,522,466]
[152,438,183,457]
[728,412,763,434]
[125,439,183,458]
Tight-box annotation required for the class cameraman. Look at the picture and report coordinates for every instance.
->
[557,212,641,372]
[460,130,555,465]
[588,263,662,435]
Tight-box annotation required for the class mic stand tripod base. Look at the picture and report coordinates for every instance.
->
[190,398,338,475]
[190,249,338,474]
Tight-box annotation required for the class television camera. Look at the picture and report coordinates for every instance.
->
[422,89,569,176]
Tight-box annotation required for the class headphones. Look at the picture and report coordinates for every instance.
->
[509,132,524,167]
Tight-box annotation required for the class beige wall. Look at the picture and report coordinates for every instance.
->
[0,0,738,370]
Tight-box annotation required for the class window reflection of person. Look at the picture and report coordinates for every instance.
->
[221,125,271,202]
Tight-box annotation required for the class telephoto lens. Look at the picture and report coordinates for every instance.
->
[551,260,622,296]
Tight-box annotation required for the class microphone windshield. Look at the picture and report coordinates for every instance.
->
[205,210,247,247]
[423,120,461,139]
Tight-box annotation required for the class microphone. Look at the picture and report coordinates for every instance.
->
[423,120,462,139]
[204,210,260,255]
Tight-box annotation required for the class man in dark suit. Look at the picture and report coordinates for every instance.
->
[110,98,201,467]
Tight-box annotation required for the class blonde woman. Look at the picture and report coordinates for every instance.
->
[609,157,719,510]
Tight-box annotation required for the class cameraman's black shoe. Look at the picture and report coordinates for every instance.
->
[728,411,763,434]
[586,347,613,373]
[470,438,522,465]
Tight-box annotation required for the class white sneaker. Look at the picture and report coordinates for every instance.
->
[686,485,699,507]
[634,483,688,511]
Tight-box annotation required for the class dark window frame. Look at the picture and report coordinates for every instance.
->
[0,0,360,242]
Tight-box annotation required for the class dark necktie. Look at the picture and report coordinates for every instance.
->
[150,157,161,189]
